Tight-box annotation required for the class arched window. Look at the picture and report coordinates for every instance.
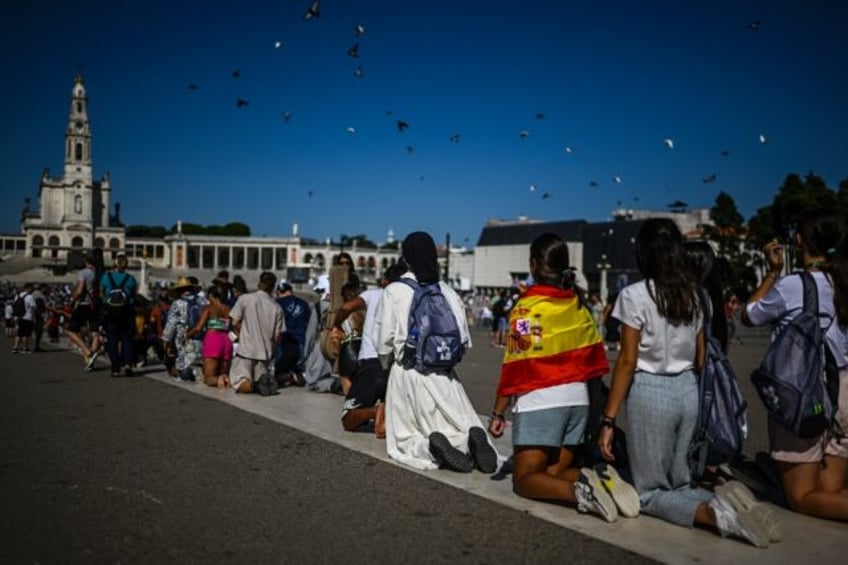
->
[32,235,44,258]
[48,235,60,259]
[71,236,83,248]
[94,237,104,249]
[75,143,83,161]
[74,194,82,214]
[109,238,120,249]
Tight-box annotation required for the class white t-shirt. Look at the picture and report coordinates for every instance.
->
[746,271,848,368]
[358,288,383,361]
[612,279,702,374]
[4,303,12,320]
[514,382,589,413]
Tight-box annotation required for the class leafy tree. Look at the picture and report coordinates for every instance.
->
[338,233,377,248]
[702,192,756,294]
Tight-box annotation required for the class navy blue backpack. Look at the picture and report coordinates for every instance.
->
[399,279,465,374]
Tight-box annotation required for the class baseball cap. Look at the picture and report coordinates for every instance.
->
[277,280,293,293]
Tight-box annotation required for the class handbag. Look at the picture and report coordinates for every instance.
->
[338,335,362,376]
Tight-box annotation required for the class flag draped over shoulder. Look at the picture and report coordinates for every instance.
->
[497,285,608,396]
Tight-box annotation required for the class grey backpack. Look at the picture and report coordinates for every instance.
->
[400,279,465,374]
[750,272,836,438]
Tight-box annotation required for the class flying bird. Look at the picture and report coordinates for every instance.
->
[354,65,363,78]
[396,120,409,132]
[703,173,717,184]
[347,43,359,58]
[749,20,761,31]
[663,138,674,149]
[564,146,573,154]
[542,192,552,199]
[758,133,768,144]
[307,190,314,198]
[720,149,730,156]
[406,145,414,155]
[354,24,366,36]
[236,98,249,108]
[281,111,292,122]
[385,109,393,116]
[302,0,319,20]
[187,83,199,91]
[448,133,460,143]
[589,181,599,188]
[535,113,545,120]
[529,184,537,192]
[613,176,622,185]
[346,126,356,134]
[275,41,282,49]
[232,69,241,78]
[519,129,530,139]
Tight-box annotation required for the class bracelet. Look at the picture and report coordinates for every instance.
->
[490,411,505,422]
[600,415,616,429]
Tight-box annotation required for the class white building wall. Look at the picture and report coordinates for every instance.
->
[473,242,586,290]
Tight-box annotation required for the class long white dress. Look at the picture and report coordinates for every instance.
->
[376,273,497,470]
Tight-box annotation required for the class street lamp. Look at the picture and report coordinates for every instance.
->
[597,228,614,302]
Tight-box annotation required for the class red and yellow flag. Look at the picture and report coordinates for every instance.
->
[497,285,608,396]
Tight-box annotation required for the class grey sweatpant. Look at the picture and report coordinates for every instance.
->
[625,370,714,527]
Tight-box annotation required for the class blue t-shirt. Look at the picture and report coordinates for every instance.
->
[276,295,311,348]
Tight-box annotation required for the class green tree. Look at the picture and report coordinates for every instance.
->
[703,192,756,294]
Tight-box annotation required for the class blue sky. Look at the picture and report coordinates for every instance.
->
[2,0,847,246]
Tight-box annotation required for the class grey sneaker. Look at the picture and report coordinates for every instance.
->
[714,481,781,545]
[574,468,618,522]
[594,463,641,518]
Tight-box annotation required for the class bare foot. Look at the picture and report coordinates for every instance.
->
[217,375,230,389]
[374,402,386,439]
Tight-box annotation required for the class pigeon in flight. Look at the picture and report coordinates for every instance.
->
[302,0,320,20]
[703,173,717,184]
[275,41,282,49]
[663,138,674,149]
[758,133,768,144]
[749,20,761,31]
[589,181,599,188]
[385,109,393,116]
[406,145,414,155]
[448,133,461,143]
[720,149,730,156]
[542,192,552,199]
[564,146,573,154]
[613,176,622,185]
[347,43,359,58]
[396,120,409,132]
[354,65,363,78]
[236,98,249,108]
[308,190,314,198]
[354,24,366,36]
[187,83,199,91]
[282,111,293,123]
[529,184,537,192]
[535,113,545,120]
[232,69,241,79]
[346,126,356,134]
[519,129,530,139]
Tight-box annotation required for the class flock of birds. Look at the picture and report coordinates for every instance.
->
[183,0,770,208]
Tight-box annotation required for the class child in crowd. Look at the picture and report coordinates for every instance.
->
[489,233,638,522]
[743,209,848,521]
[599,218,781,547]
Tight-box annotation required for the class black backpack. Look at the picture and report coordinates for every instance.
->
[689,287,748,480]
[750,272,838,438]
[12,293,28,317]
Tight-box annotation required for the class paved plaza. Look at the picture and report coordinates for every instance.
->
[1,325,845,564]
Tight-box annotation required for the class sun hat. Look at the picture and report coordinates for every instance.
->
[172,276,201,294]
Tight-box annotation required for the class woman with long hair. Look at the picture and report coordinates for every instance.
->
[743,208,848,520]
[599,218,781,546]
[186,285,233,388]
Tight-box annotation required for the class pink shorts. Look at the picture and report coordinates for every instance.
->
[770,368,848,463]
[202,330,233,361]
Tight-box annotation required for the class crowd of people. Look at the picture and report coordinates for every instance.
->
[4,214,846,544]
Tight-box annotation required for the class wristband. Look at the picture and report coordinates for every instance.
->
[490,412,505,422]
[600,415,616,429]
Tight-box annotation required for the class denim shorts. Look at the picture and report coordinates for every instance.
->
[513,405,589,447]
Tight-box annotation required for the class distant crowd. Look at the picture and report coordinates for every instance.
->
[6,210,847,542]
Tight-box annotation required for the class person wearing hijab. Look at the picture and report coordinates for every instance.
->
[376,231,499,473]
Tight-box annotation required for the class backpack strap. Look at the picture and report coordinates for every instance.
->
[799,271,818,315]
[696,285,712,340]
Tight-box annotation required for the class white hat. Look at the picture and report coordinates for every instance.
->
[313,274,330,292]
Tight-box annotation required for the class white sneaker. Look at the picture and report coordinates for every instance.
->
[716,481,782,543]
[594,463,640,518]
[710,483,771,548]
[574,468,618,522]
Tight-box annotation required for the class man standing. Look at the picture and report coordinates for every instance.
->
[229,271,284,394]
[100,252,138,377]
[12,283,36,354]
[30,284,48,352]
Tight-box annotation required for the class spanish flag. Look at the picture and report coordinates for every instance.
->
[497,285,609,396]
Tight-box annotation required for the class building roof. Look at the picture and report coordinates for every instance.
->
[476,219,587,246]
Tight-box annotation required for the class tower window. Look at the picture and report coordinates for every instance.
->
[77,101,82,113]
[74,195,82,214]
[75,143,83,161]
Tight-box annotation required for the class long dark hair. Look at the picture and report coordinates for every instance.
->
[798,208,848,326]
[635,219,697,323]
[684,240,728,350]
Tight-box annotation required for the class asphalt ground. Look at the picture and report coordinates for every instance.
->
[0,336,653,565]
